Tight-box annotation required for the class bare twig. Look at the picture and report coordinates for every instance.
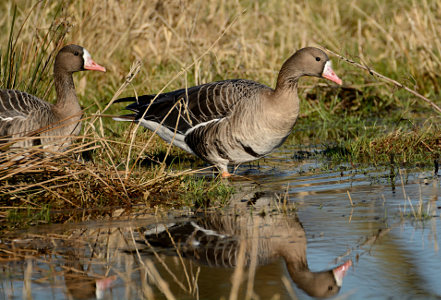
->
[324,48,441,114]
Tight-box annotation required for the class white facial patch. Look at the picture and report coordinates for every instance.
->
[82,49,92,66]
[323,60,332,75]
[334,271,343,287]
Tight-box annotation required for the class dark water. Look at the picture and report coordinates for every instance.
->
[1,148,440,299]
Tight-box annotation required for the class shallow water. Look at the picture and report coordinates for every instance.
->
[1,147,440,300]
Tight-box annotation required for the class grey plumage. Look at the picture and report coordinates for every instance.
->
[0,44,105,151]
[114,47,342,176]
[0,89,79,148]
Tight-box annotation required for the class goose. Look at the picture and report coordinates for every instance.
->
[140,210,352,298]
[0,44,106,150]
[114,47,341,177]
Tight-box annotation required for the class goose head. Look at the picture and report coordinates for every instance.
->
[54,44,106,74]
[286,260,352,298]
[277,47,342,88]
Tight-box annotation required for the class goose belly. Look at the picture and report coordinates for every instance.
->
[185,119,290,165]
[229,131,290,163]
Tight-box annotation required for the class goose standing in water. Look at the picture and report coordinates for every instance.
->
[0,44,106,150]
[114,47,341,177]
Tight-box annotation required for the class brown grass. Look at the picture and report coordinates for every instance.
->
[1,0,441,226]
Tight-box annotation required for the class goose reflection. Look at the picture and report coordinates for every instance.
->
[63,250,116,299]
[138,192,351,299]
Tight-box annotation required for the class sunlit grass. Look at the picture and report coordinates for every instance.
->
[1,0,441,227]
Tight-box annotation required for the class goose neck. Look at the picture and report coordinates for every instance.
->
[53,71,80,112]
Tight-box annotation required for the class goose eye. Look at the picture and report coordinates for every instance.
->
[74,51,80,56]
[316,57,321,61]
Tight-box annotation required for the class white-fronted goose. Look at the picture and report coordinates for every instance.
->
[114,47,341,177]
[0,44,106,150]
[140,209,352,298]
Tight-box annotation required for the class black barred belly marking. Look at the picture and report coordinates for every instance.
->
[214,139,231,160]
[185,120,264,164]
[238,140,261,158]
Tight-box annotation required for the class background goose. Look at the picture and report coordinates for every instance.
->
[139,210,352,298]
[114,47,341,177]
[0,44,106,150]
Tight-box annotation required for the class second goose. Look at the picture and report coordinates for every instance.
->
[0,44,106,151]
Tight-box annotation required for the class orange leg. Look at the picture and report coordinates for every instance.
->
[221,170,232,178]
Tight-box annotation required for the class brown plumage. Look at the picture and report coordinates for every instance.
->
[0,44,106,150]
[140,192,351,298]
[114,47,342,177]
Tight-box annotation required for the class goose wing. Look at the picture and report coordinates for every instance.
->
[0,89,51,136]
[117,79,270,134]
[142,219,239,267]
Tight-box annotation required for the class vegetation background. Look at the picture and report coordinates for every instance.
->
[1,0,441,227]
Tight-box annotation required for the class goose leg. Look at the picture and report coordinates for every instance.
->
[221,170,232,178]
[217,164,231,178]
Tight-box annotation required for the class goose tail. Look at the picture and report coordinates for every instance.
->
[112,94,154,104]
[112,96,137,104]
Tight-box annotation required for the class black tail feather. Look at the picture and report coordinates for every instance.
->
[112,94,155,104]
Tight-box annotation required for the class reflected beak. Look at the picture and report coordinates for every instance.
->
[95,275,117,299]
[332,260,352,287]
[322,61,342,85]
[84,58,106,72]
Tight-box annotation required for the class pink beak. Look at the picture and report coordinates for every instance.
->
[322,61,342,85]
[84,58,106,72]
[332,260,352,286]
[95,275,117,299]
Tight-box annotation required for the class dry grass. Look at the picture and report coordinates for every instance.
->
[71,0,441,97]
[1,0,441,227]
[5,0,441,99]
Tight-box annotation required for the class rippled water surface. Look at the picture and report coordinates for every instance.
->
[1,147,440,299]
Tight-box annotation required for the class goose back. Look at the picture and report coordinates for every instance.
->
[120,79,270,134]
[0,90,53,147]
[0,90,82,149]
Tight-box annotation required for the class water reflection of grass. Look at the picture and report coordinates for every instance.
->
[398,170,436,222]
